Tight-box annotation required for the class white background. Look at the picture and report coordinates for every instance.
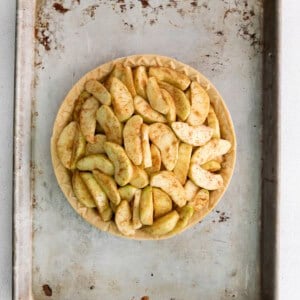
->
[0,1,299,299]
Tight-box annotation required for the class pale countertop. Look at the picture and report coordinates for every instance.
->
[0,1,299,299]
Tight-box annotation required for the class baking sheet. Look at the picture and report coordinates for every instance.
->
[14,0,277,299]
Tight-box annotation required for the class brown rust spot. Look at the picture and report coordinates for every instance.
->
[42,284,52,296]
[83,4,99,19]
[139,0,150,9]
[190,1,197,7]
[141,297,149,300]
[52,3,70,14]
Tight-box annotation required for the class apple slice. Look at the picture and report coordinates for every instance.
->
[171,122,213,146]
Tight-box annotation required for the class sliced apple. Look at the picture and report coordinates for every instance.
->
[207,105,221,139]
[161,89,176,123]
[133,95,167,123]
[149,66,190,90]
[76,154,114,176]
[158,81,190,121]
[188,189,209,211]
[96,105,122,145]
[132,189,142,229]
[191,138,231,165]
[152,188,173,219]
[70,125,86,170]
[169,205,194,234]
[173,143,193,185]
[79,97,99,143]
[104,142,133,186]
[93,170,121,205]
[115,200,135,236]
[80,172,112,221]
[184,180,199,201]
[146,77,169,114]
[73,91,91,121]
[106,63,136,97]
[189,164,223,190]
[149,123,179,171]
[187,81,210,126]
[144,210,179,236]
[85,134,106,155]
[130,165,149,188]
[57,121,78,169]
[150,171,187,207]
[123,115,143,165]
[141,124,152,168]
[110,77,134,122]
[85,79,111,105]
[171,122,213,146]
[145,144,161,174]
[201,160,221,172]
[72,171,96,208]
[118,185,138,202]
[140,186,153,225]
[133,66,148,99]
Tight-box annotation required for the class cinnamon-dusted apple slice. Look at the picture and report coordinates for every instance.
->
[130,165,149,188]
[140,186,154,225]
[184,180,199,201]
[85,79,111,105]
[79,97,99,143]
[146,77,169,114]
[80,172,112,221]
[106,63,136,97]
[123,115,143,165]
[133,66,148,99]
[161,89,176,123]
[145,144,161,175]
[187,81,210,126]
[85,134,106,155]
[93,170,121,205]
[144,210,179,236]
[171,122,213,147]
[152,188,172,219]
[96,105,122,145]
[188,189,209,211]
[158,81,190,121]
[141,124,152,168]
[72,171,96,208]
[115,200,135,236]
[150,171,187,207]
[169,205,194,234]
[189,164,223,190]
[118,185,138,202]
[201,160,221,172]
[207,105,221,139]
[149,123,179,171]
[191,138,231,165]
[173,143,193,185]
[104,142,133,186]
[132,189,143,229]
[149,67,191,90]
[134,95,167,123]
[110,77,134,122]
[77,154,114,176]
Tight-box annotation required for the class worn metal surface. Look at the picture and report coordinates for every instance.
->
[0,1,16,299]
[16,0,265,299]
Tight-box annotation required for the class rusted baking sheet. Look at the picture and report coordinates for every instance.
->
[14,0,278,299]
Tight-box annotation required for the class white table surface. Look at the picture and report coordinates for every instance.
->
[0,1,299,299]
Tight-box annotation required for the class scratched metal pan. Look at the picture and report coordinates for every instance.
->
[14,0,278,299]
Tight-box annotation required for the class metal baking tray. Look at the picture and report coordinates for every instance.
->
[14,0,278,299]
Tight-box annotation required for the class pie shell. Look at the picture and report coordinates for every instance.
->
[51,54,236,240]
